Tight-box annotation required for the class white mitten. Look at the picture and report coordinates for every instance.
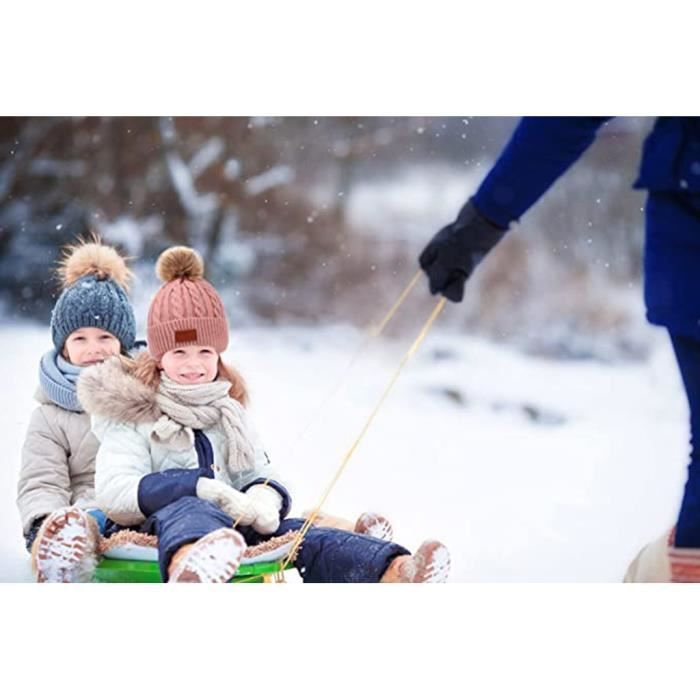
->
[247,484,283,535]
[196,477,256,526]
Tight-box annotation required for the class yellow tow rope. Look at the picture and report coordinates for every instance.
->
[280,295,447,571]
[232,268,422,532]
[283,269,423,452]
[231,269,446,581]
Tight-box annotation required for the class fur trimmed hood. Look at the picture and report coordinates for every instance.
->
[77,353,163,425]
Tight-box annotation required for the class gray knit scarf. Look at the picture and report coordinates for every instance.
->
[150,374,256,474]
[38,349,83,412]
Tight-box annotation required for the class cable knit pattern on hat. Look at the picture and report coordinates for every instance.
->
[147,247,229,361]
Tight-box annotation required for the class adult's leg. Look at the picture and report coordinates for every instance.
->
[669,333,700,547]
[644,191,700,551]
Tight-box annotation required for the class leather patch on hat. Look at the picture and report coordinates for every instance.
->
[175,329,198,342]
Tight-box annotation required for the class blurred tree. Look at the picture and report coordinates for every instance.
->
[0,116,650,361]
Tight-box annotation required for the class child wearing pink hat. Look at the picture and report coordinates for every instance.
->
[79,247,450,583]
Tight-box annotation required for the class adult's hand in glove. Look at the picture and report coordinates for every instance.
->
[246,484,283,535]
[418,197,507,302]
[196,477,256,526]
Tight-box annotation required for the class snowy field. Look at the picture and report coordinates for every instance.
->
[0,319,688,582]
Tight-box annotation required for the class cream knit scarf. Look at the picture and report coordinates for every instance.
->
[150,374,256,473]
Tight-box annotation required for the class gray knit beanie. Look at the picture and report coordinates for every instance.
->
[50,239,136,353]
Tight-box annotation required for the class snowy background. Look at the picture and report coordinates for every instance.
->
[0,319,688,582]
[1,116,689,582]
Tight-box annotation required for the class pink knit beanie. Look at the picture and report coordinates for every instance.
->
[147,246,229,361]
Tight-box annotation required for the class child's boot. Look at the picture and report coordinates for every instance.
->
[354,512,394,541]
[168,528,246,583]
[380,540,451,583]
[32,506,100,583]
[303,510,394,541]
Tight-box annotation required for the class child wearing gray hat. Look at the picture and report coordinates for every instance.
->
[17,236,137,582]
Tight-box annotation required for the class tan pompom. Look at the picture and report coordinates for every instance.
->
[57,234,133,292]
[155,246,204,282]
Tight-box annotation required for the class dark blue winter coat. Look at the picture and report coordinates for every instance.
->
[472,117,700,342]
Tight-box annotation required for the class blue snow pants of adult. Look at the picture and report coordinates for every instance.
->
[644,190,700,546]
[132,496,409,582]
[669,334,700,547]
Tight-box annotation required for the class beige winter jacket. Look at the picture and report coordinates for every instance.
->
[17,387,99,534]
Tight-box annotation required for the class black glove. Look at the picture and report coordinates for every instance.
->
[419,198,507,302]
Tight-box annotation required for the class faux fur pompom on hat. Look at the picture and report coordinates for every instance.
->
[57,234,133,292]
[50,234,136,353]
[155,246,204,283]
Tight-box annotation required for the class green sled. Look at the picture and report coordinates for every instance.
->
[93,557,291,583]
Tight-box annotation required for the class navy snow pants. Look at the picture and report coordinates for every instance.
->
[108,496,409,582]
[243,517,410,583]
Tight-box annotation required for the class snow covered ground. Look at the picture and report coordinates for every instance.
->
[0,318,688,582]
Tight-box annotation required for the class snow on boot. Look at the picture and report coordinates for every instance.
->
[386,540,450,583]
[354,512,394,542]
[33,507,100,583]
[168,528,246,583]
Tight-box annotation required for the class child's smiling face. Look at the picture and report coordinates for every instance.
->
[159,345,219,384]
[63,327,121,366]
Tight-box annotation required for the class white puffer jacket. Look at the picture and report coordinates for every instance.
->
[78,355,274,526]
